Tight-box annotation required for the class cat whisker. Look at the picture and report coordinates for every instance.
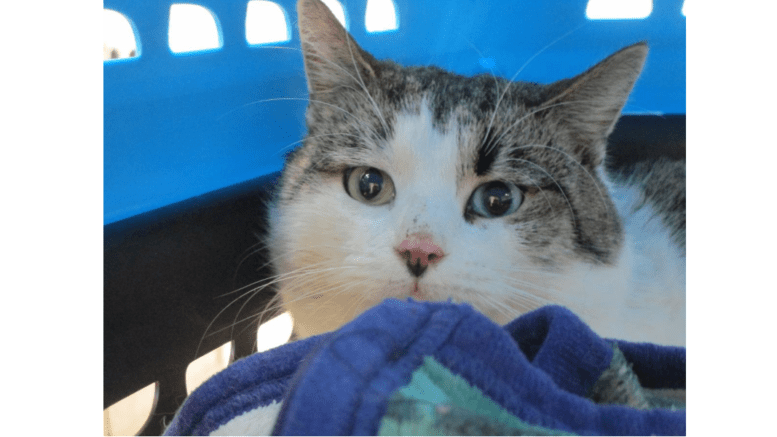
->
[501,282,558,307]
[247,262,357,300]
[221,244,358,299]
[484,263,572,307]
[255,263,363,307]
[196,283,270,358]
[231,292,288,337]
[493,286,552,316]
[213,42,388,137]
[232,240,276,285]
[301,47,390,137]
[228,269,306,340]
[215,96,303,121]
[481,23,586,157]
[490,99,583,149]
[513,173,556,217]
[464,38,502,96]
[491,93,626,223]
[512,143,613,217]
[200,285,282,355]
[207,310,266,338]
[504,157,578,229]
[445,268,554,315]
[205,265,365,354]
[265,274,374,329]
[341,31,391,138]
[274,132,365,157]
[305,279,374,324]
[475,291,528,321]
[218,96,385,146]
[198,263,355,357]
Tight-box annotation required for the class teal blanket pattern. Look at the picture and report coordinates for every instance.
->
[380,356,576,435]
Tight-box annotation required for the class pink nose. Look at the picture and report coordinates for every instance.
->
[396,233,445,277]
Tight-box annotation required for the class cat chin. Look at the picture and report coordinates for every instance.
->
[285,301,356,339]
[279,268,542,338]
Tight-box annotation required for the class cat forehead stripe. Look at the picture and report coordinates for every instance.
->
[474,128,501,176]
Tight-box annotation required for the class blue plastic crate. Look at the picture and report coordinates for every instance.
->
[104,0,685,224]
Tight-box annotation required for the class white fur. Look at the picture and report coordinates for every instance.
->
[600,177,686,345]
[271,102,685,346]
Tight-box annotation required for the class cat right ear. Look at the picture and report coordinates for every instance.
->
[296,0,378,98]
[539,42,648,167]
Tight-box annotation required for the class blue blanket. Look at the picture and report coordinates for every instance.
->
[164,300,685,435]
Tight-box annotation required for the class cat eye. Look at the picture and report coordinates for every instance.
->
[344,166,395,205]
[467,181,523,218]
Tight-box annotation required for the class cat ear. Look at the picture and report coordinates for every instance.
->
[540,42,648,166]
[296,0,378,97]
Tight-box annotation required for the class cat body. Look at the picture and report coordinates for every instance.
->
[266,0,685,346]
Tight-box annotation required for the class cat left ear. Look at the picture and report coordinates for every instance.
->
[540,42,648,166]
[296,0,378,98]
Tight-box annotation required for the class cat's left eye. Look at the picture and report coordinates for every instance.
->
[467,181,523,219]
[344,166,395,206]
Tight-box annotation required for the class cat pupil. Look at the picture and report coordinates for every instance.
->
[359,168,383,200]
[484,182,512,216]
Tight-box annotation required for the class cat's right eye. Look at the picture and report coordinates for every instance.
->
[344,166,395,205]
[466,180,523,219]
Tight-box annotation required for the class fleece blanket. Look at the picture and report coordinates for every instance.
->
[164,300,685,435]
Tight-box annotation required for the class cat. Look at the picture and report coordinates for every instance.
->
[265,0,685,346]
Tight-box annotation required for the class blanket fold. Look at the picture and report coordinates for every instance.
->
[164,300,685,436]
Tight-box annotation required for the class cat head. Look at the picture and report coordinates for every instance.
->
[268,0,648,337]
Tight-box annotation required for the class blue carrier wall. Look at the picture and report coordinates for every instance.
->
[103,0,685,222]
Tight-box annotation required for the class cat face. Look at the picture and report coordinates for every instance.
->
[268,0,647,338]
